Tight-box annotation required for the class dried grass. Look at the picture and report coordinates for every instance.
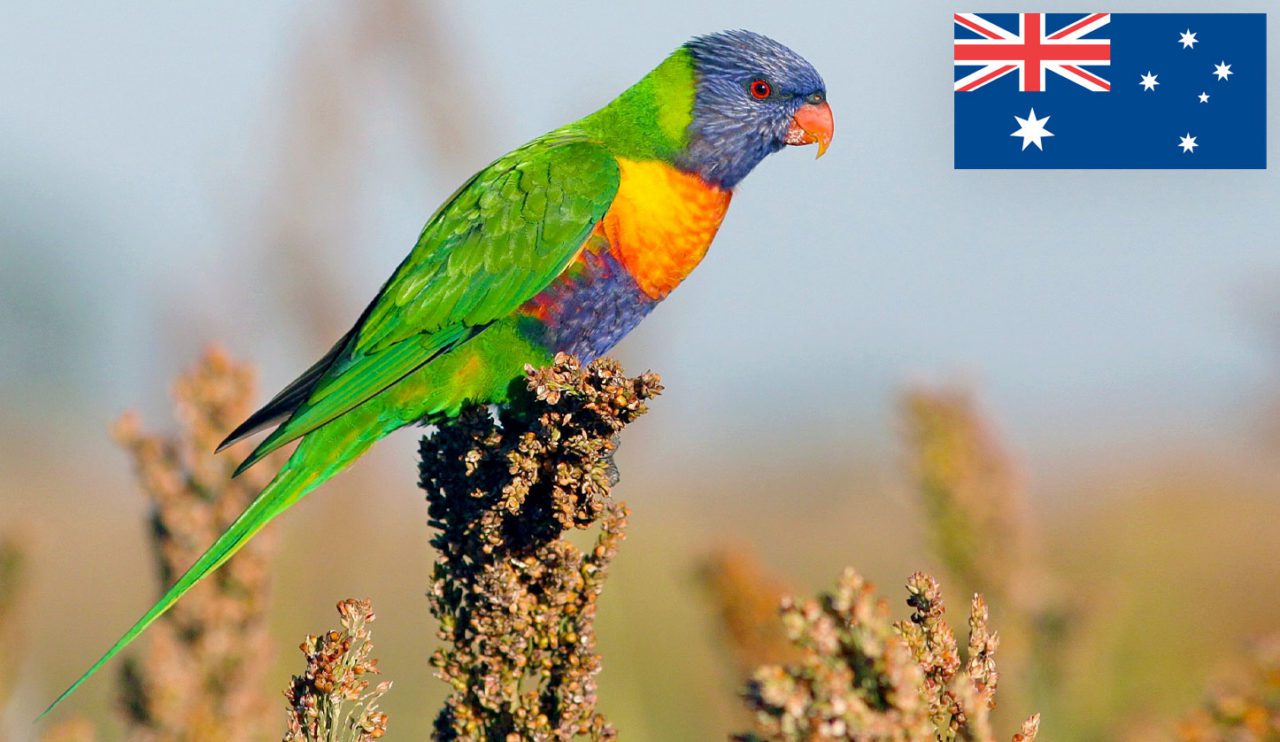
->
[113,346,284,740]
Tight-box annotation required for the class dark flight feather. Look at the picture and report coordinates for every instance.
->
[215,328,354,453]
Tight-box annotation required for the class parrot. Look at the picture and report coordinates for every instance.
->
[41,29,832,719]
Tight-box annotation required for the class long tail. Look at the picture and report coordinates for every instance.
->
[37,417,382,722]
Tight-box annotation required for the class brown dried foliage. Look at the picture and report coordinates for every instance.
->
[283,598,391,742]
[900,388,1068,726]
[900,389,1032,603]
[700,547,800,677]
[1173,635,1280,741]
[0,533,27,713]
[897,572,1028,740]
[38,718,99,742]
[419,353,661,741]
[112,346,283,740]
[737,568,1039,742]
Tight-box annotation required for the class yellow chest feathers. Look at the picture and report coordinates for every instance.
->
[599,158,732,300]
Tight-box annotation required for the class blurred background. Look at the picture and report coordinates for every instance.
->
[2,1,1278,739]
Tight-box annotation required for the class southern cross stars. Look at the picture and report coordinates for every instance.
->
[1214,61,1233,81]
[1179,133,1198,153]
[1198,92,1210,103]
[1011,108,1053,151]
[1139,71,1159,91]
[1179,29,1198,49]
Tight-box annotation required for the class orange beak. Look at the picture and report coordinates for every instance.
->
[785,100,834,158]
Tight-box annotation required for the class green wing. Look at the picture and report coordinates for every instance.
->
[231,134,620,472]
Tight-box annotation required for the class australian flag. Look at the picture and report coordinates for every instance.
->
[954,13,1266,169]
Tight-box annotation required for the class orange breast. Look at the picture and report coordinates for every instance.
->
[599,158,732,300]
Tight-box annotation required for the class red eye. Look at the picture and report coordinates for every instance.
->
[750,79,771,99]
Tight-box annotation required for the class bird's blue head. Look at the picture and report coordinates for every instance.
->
[679,30,833,189]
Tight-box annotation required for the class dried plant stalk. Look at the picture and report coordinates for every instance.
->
[283,598,391,742]
[737,568,1039,742]
[900,388,1070,726]
[1173,635,1280,741]
[113,346,283,740]
[419,353,661,741]
[259,0,488,345]
[38,718,98,742]
[0,533,27,714]
[900,388,1032,602]
[699,546,800,677]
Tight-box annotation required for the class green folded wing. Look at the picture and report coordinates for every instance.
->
[237,134,620,471]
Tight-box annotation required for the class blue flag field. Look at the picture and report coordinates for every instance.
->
[954,13,1266,169]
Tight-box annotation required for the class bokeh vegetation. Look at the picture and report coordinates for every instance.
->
[0,532,29,719]
[735,568,1039,741]
[6,349,1276,740]
[112,348,283,740]
[3,3,1278,740]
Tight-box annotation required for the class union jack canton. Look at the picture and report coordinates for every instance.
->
[954,12,1112,93]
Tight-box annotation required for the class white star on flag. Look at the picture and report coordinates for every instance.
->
[1214,61,1233,81]
[1139,71,1159,91]
[1179,133,1198,153]
[1011,108,1053,151]
[1198,92,1210,103]
[1179,29,1198,49]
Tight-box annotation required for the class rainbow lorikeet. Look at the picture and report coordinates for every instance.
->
[42,29,832,718]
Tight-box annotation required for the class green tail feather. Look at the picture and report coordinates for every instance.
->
[36,424,367,723]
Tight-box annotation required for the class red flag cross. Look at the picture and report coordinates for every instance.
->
[954,13,1111,93]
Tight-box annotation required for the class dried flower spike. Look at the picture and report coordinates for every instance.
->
[737,568,1038,742]
[699,547,799,677]
[420,355,660,740]
[283,598,391,742]
[115,346,281,740]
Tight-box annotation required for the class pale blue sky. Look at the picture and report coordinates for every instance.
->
[3,1,1278,478]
